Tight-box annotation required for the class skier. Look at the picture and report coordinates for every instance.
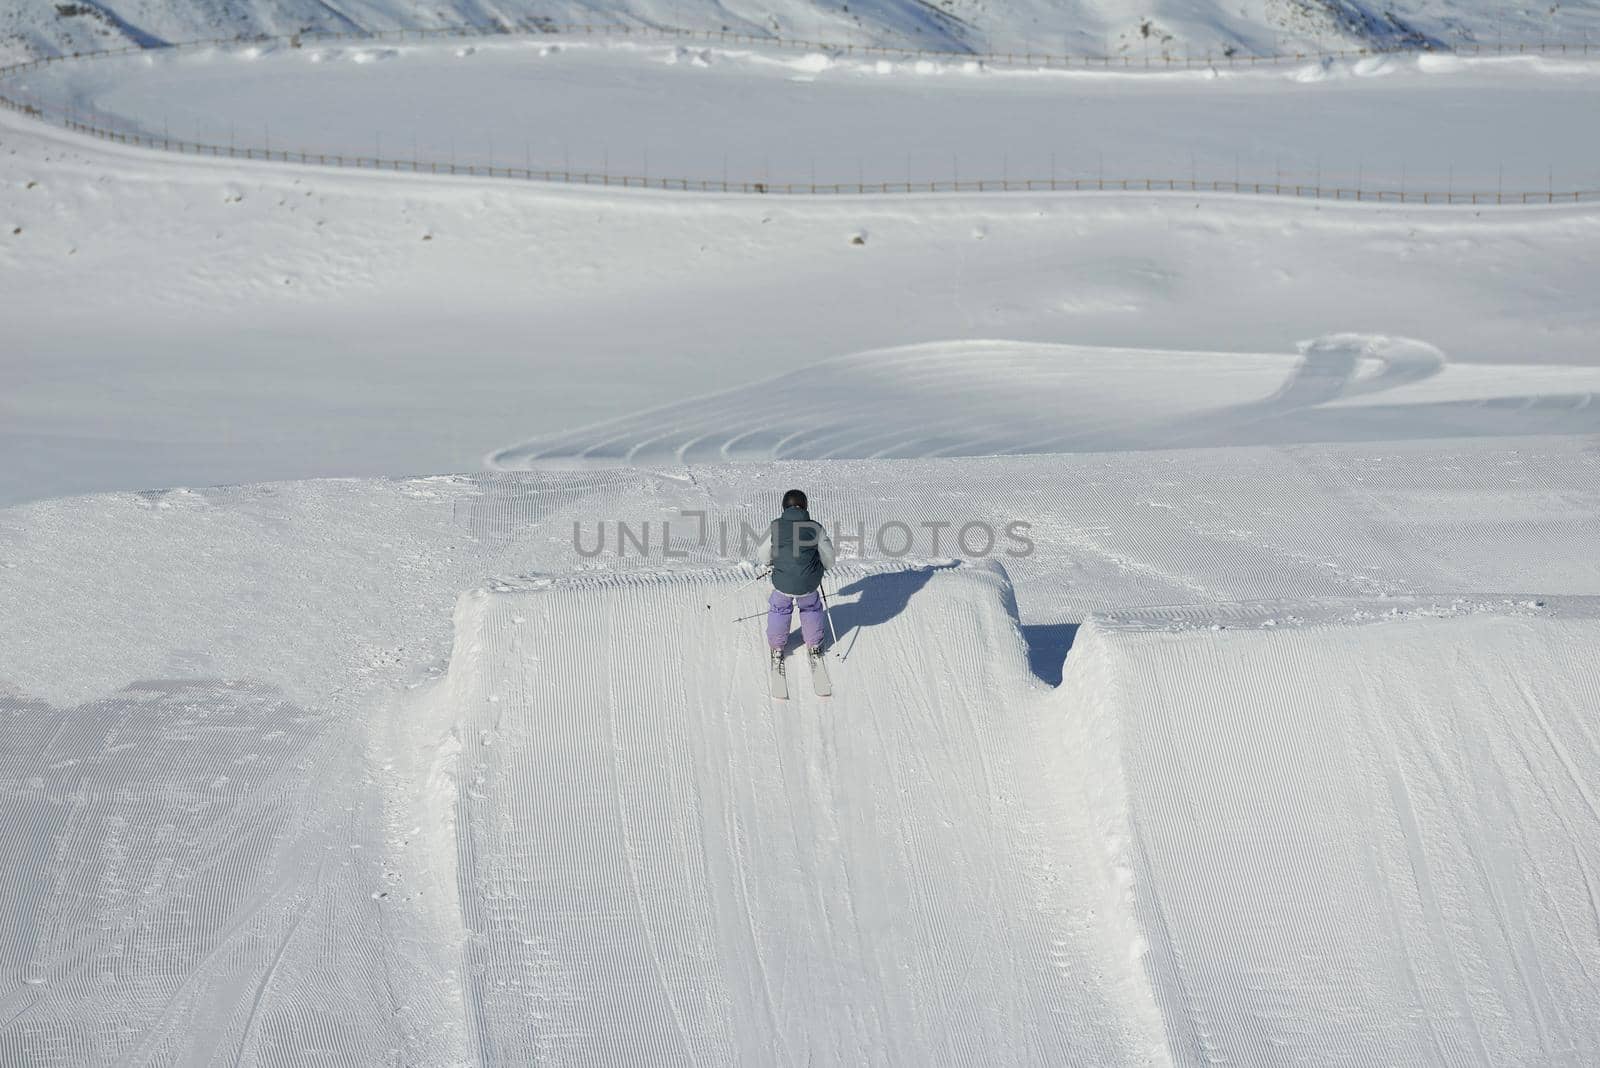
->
[754,489,835,697]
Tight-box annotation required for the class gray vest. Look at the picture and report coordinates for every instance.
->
[770,507,825,596]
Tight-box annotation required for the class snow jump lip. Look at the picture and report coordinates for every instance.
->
[441,563,1600,1064]
[437,559,1170,1063]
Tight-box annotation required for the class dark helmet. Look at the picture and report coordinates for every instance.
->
[782,489,808,511]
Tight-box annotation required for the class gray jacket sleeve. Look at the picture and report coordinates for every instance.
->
[817,529,836,570]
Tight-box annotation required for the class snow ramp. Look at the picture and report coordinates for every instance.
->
[1064,600,1600,1066]
[439,562,1168,1065]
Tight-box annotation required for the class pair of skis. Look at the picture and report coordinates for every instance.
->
[770,645,831,701]
[725,570,836,700]
[769,584,838,701]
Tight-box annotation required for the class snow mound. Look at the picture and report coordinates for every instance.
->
[488,339,1295,466]
[1064,598,1600,1064]
[487,335,1600,467]
[438,560,1168,1063]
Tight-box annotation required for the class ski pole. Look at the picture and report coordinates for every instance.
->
[732,567,771,593]
[820,585,841,658]
[705,567,770,612]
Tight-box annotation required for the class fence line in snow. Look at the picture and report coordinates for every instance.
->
[1,25,1597,206]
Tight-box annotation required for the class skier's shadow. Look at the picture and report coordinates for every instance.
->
[823,563,961,658]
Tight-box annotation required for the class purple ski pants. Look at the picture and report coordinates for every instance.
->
[767,589,825,651]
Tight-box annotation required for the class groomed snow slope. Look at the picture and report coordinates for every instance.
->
[442,562,1165,1063]
[437,572,1600,1063]
[0,453,1597,1062]
[1068,600,1600,1065]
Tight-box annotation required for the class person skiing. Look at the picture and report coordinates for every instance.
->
[755,489,835,687]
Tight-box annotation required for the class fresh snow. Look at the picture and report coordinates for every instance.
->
[3,19,1600,1068]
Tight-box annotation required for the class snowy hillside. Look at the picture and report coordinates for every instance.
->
[4,42,1600,506]
[5,0,1600,66]
[4,14,1600,1068]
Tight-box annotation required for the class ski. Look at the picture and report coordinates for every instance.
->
[769,649,789,701]
[808,647,832,698]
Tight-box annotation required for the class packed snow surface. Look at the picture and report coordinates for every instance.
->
[4,18,1600,1068]
[447,563,1163,1063]
[1078,602,1600,1065]
[2,440,1599,1061]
